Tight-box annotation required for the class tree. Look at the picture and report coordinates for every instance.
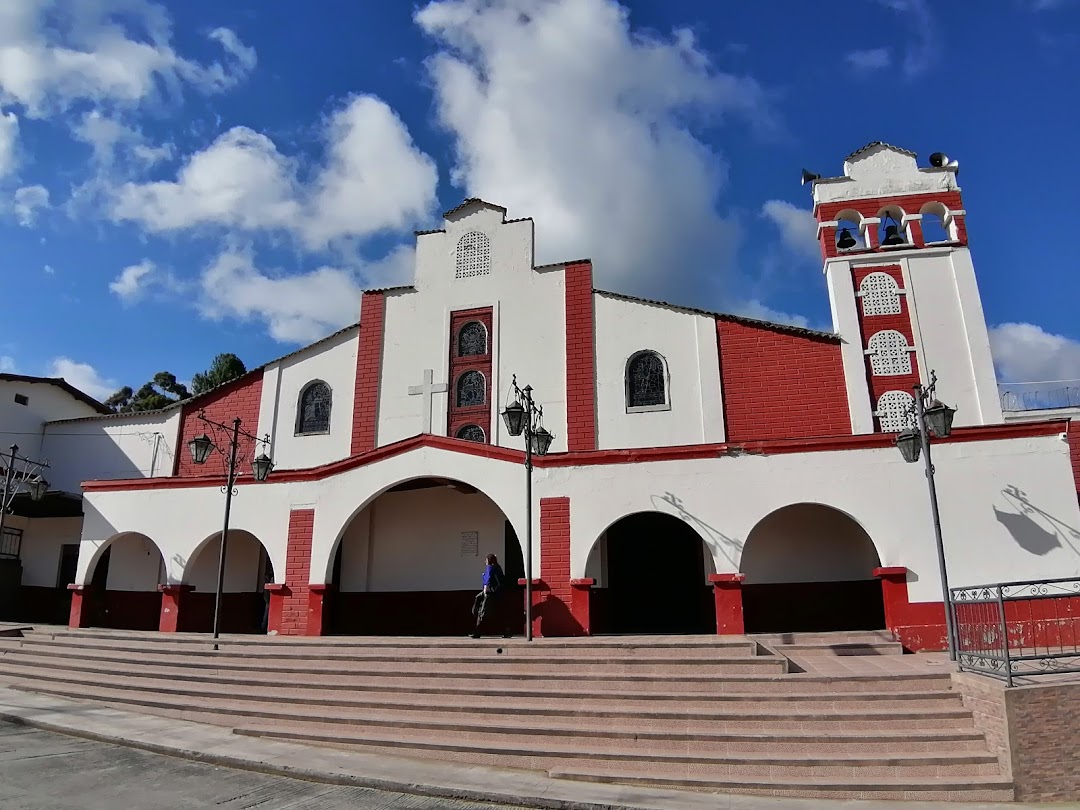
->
[191,353,247,396]
[105,372,191,413]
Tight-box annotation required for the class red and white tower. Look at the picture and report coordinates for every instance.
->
[808,142,1002,435]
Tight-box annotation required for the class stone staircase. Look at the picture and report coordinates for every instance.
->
[0,627,1014,802]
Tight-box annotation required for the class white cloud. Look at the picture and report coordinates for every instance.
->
[47,357,116,401]
[846,48,891,71]
[109,258,185,303]
[760,200,820,261]
[731,299,829,332]
[13,184,49,226]
[73,110,173,167]
[990,322,1080,382]
[873,0,937,77]
[0,109,18,176]
[43,264,54,274]
[415,0,776,302]
[109,95,437,249]
[0,2,256,117]
[0,355,15,373]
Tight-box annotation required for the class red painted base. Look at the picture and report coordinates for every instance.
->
[329,588,525,636]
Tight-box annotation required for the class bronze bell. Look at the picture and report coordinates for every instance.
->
[836,228,857,250]
[882,224,905,246]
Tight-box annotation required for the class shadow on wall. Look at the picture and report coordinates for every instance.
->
[994,485,1080,559]
[650,492,744,569]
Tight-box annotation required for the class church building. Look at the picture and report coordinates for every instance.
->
[4,142,1080,649]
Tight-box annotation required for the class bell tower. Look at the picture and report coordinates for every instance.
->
[804,142,1002,435]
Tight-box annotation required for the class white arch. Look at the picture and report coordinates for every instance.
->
[181,529,274,590]
[583,510,715,586]
[79,531,165,588]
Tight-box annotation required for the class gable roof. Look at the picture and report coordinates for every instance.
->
[0,373,111,414]
[442,198,507,220]
[845,141,918,161]
[594,290,839,341]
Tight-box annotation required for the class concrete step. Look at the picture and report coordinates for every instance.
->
[751,631,904,656]
[5,678,977,737]
[0,651,958,703]
[0,664,977,732]
[7,638,783,674]
[549,765,1015,802]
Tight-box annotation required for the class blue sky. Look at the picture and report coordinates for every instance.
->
[2,0,1080,402]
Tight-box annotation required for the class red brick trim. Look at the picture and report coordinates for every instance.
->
[709,573,746,635]
[874,566,946,651]
[352,291,386,455]
[565,261,596,451]
[270,509,316,636]
[174,371,264,478]
[448,307,494,441]
[536,497,583,637]
[84,419,1070,492]
[817,191,967,259]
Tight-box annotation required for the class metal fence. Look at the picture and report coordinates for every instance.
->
[0,527,21,559]
[951,576,1080,687]
[998,381,1080,412]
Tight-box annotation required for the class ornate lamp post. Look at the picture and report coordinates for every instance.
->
[1,445,50,555]
[500,376,554,642]
[187,414,274,650]
[894,370,959,661]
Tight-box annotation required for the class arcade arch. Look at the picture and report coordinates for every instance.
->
[739,503,885,633]
[82,532,166,631]
[181,529,274,634]
[584,511,716,635]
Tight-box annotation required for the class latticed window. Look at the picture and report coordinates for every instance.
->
[456,370,486,407]
[458,321,487,357]
[877,391,915,433]
[455,231,491,279]
[627,351,666,408]
[297,381,332,434]
[456,424,486,443]
[867,330,913,376]
[859,272,902,316]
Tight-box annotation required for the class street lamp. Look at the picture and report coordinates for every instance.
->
[186,414,274,649]
[1,444,50,554]
[501,376,554,641]
[894,370,958,661]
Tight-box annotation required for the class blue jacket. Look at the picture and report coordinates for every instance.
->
[482,563,504,590]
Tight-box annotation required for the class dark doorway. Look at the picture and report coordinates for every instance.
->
[601,512,714,635]
[740,503,885,634]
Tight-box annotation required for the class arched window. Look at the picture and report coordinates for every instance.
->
[455,231,491,279]
[859,272,902,316]
[456,370,486,408]
[867,330,913,376]
[876,390,915,433]
[456,424,486,443]
[878,206,907,246]
[458,321,488,357]
[834,208,864,251]
[626,351,667,410]
[920,202,952,243]
[296,381,332,434]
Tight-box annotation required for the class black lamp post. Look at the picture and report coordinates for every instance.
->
[1,444,50,553]
[894,370,959,660]
[501,376,554,641]
[186,414,274,650]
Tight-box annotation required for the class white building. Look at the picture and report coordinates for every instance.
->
[5,143,1080,648]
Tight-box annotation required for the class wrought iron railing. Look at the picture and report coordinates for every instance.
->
[951,576,1080,686]
[998,380,1080,412]
[0,527,21,559]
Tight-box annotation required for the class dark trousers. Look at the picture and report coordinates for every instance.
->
[471,589,509,635]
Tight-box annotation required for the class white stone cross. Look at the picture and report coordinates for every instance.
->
[408,369,449,434]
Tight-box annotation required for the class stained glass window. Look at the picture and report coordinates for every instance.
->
[627,351,666,408]
[456,370,486,408]
[456,424,486,443]
[297,381,331,434]
[458,322,487,357]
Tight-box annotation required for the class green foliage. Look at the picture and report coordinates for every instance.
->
[105,354,246,413]
[191,353,247,396]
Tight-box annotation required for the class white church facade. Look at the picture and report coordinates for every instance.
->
[3,142,1080,648]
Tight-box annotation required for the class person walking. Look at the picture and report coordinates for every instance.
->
[471,553,510,638]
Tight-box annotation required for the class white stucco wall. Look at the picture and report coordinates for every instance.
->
[0,380,101,465]
[813,146,958,206]
[104,533,165,591]
[41,410,181,491]
[79,427,1080,610]
[184,531,267,593]
[336,485,505,592]
[18,517,81,588]
[379,207,567,452]
[257,327,358,471]
[593,294,724,449]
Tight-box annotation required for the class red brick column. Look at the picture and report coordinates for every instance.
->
[564,261,596,451]
[352,291,385,456]
[273,509,317,636]
[67,584,91,628]
[535,497,584,636]
[157,584,192,632]
[709,573,746,635]
[875,566,946,652]
[908,218,925,248]
[570,578,594,636]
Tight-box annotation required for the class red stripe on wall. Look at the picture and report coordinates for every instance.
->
[352,291,386,455]
[175,372,264,478]
[564,261,596,451]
